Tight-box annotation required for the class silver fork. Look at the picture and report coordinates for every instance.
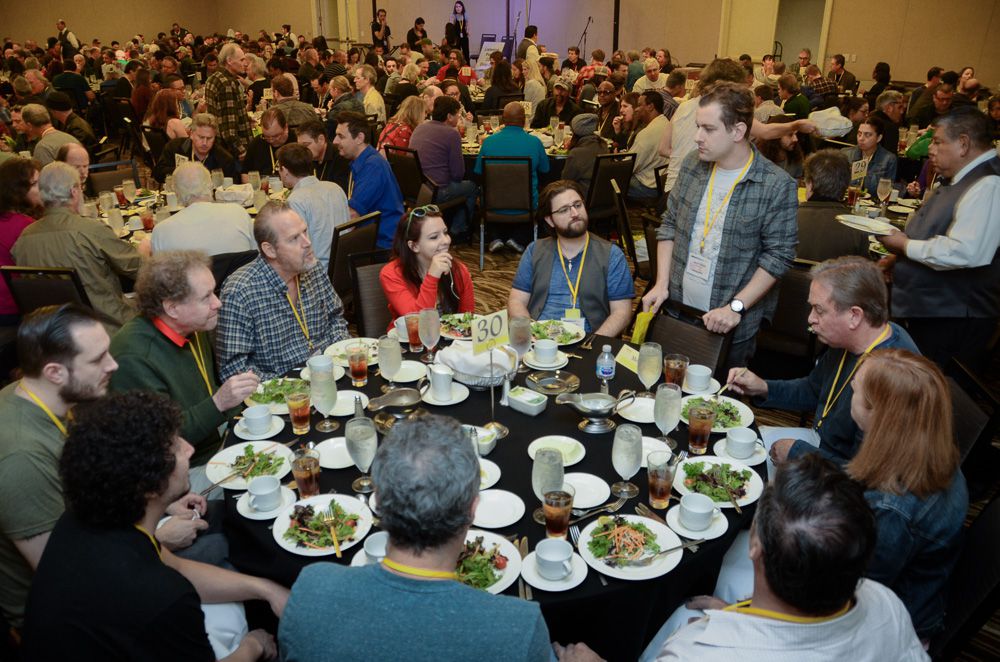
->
[570,497,626,523]
[623,539,705,567]
[570,524,608,586]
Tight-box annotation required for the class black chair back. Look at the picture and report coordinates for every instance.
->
[141,125,170,163]
[643,220,659,287]
[950,359,1000,472]
[210,250,258,295]
[0,266,92,314]
[497,93,525,107]
[611,179,647,280]
[646,302,734,381]
[473,108,504,123]
[755,259,818,368]
[330,212,381,304]
[587,153,636,231]
[384,145,425,205]
[479,156,535,270]
[349,249,393,338]
[88,159,141,192]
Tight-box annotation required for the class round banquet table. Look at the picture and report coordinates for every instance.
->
[222,334,765,661]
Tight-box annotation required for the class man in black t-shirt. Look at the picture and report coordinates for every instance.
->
[406,17,427,50]
[242,107,297,181]
[371,8,391,51]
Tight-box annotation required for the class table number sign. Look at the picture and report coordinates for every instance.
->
[472,310,509,355]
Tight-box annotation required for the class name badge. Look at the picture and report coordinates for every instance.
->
[564,308,581,320]
[687,254,712,282]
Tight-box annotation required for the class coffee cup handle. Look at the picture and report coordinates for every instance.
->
[712,507,722,520]
[560,559,573,578]
[248,494,262,511]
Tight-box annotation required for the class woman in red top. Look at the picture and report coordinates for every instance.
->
[377,96,426,153]
[380,205,474,323]
[0,158,41,323]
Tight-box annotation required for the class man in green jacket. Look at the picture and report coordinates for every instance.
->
[109,251,260,488]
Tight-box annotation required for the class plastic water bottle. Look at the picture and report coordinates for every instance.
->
[596,345,615,393]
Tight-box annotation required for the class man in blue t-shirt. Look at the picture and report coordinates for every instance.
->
[509,180,634,336]
[332,111,405,248]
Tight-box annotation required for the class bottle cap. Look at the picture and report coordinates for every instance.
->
[602,345,611,352]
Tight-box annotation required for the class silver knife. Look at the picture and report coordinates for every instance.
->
[518,536,533,600]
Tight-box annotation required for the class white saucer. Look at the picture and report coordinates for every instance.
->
[236,487,296,520]
[421,382,471,406]
[641,437,672,468]
[233,416,285,440]
[473,489,525,528]
[315,437,354,469]
[665,505,729,540]
[618,396,655,424]
[564,473,611,508]
[888,204,915,214]
[331,391,370,417]
[682,377,721,396]
[299,365,346,382]
[519,551,588,592]
[522,350,568,371]
[392,360,427,383]
[713,439,767,467]
[479,459,501,490]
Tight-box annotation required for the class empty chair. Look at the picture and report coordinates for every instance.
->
[329,212,380,307]
[88,159,141,193]
[586,153,636,237]
[140,125,170,164]
[349,249,393,337]
[0,266,92,315]
[646,302,734,381]
[754,260,819,377]
[479,156,535,270]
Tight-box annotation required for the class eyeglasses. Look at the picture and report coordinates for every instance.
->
[405,204,441,234]
[552,200,585,216]
[597,89,614,95]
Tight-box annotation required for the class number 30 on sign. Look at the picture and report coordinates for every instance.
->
[472,310,509,355]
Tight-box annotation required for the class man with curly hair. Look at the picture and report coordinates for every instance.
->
[22,391,288,660]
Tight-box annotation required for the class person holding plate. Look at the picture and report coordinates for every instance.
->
[380,205,474,323]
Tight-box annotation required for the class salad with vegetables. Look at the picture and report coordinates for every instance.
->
[456,536,508,590]
[682,461,753,502]
[248,378,307,405]
[441,312,474,338]
[283,502,359,550]
[587,516,660,567]
[230,444,284,479]
[682,397,742,428]
[531,320,580,344]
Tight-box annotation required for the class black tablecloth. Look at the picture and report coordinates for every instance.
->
[223,335,765,661]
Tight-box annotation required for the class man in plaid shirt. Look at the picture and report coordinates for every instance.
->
[216,202,350,380]
[205,42,252,157]
[642,81,797,367]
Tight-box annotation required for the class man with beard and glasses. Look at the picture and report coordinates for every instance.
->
[508,180,634,336]
[241,107,296,182]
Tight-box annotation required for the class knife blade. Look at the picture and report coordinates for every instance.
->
[518,536,533,600]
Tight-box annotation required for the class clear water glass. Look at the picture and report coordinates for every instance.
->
[531,448,564,524]
[637,342,663,396]
[378,335,402,393]
[418,308,441,363]
[611,424,642,498]
[345,417,377,493]
[310,362,339,433]
[653,383,682,450]
[509,316,532,373]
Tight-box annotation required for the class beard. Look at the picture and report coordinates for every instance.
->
[59,371,107,403]
[555,218,588,239]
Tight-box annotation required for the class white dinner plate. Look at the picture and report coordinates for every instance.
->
[673,456,764,508]
[272,494,374,557]
[205,441,294,491]
[682,377,721,396]
[232,416,285,441]
[315,437,354,469]
[713,439,767,467]
[421,382,471,406]
[897,198,920,207]
[665,505,729,540]
[888,204,915,214]
[331,390,370,417]
[679,395,754,433]
[856,198,875,207]
[618,396,656,424]
[836,214,895,236]
[579,514,684,581]
[522,350,569,371]
[520,551,589,592]
[244,377,310,415]
[531,321,587,346]
[391,360,427,383]
[473,489,526,528]
[324,337,380,367]
[236,487,297,520]
[564,473,611,508]
[479,459,501,490]
[641,437,672,468]
[299,365,346,382]
[527,435,586,467]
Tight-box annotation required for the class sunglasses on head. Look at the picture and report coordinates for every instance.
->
[405,204,441,234]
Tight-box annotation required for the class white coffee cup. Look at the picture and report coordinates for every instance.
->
[726,427,762,459]
[106,208,124,234]
[534,338,558,363]
[686,364,712,391]
[394,315,407,337]
[535,538,574,581]
[242,404,273,435]
[429,365,454,401]
[222,176,234,187]
[679,493,721,531]
[247,475,281,512]
[364,530,389,563]
[165,191,179,209]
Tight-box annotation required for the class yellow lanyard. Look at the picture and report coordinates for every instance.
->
[316,161,330,182]
[189,333,214,397]
[347,171,354,197]
[133,524,163,561]
[19,382,68,437]
[286,276,313,350]
[556,233,590,309]
[702,152,754,253]
[724,599,851,624]
[817,324,891,429]
[382,557,458,580]
[268,144,275,174]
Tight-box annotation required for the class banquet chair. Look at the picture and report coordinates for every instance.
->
[949,359,1000,498]
[611,179,648,281]
[0,266,93,315]
[497,93,525,107]
[643,219,660,287]
[140,125,170,164]
[646,302,734,382]
[384,146,467,223]
[329,211,380,309]
[587,152,636,238]
[88,159,141,192]
[479,156,534,271]
[210,250,258,296]
[753,260,819,378]
[349,250,393,338]
[473,108,504,123]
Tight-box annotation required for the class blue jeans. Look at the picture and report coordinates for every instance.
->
[436,180,477,235]
[628,179,660,200]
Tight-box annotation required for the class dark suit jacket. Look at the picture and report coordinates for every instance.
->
[796,199,870,262]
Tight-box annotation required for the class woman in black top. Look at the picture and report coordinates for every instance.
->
[483,61,519,110]
[865,62,891,109]
[451,2,470,63]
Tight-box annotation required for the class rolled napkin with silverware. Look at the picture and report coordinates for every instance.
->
[434,341,516,388]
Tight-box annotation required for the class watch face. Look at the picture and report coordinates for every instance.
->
[730,300,744,313]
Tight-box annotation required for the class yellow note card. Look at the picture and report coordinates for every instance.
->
[616,345,639,374]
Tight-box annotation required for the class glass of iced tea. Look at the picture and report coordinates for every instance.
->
[647,451,675,509]
[544,483,575,540]
[845,185,861,207]
[663,354,689,387]
[286,390,311,435]
[139,206,155,232]
[687,406,716,455]
[347,342,369,387]
[404,313,423,353]
[113,185,127,208]
[291,448,321,498]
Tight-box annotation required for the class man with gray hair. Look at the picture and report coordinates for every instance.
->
[277,143,349,270]
[20,103,80,166]
[153,112,238,183]
[151,162,256,255]
[869,89,904,159]
[12,162,144,329]
[205,42,252,156]
[796,150,868,262]
[278,414,552,660]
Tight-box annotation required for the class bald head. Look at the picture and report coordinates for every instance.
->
[502,101,525,127]
[56,142,90,184]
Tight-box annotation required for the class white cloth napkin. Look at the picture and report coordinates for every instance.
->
[808,107,853,138]
[214,183,254,206]
[435,340,516,377]
[531,131,555,148]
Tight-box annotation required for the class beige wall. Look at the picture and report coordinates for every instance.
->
[214,1,316,43]
[720,0,780,61]
[619,0,724,66]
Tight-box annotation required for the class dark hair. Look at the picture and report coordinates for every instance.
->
[810,256,889,326]
[524,25,538,39]
[271,73,294,97]
[832,53,845,67]
[695,58,746,95]
[296,118,326,141]
[860,114,885,138]
[758,130,803,170]
[61,391,182,528]
[699,81,754,135]
[933,106,993,150]
[803,149,851,200]
[335,111,370,143]
[261,106,288,129]
[538,179,584,219]
[739,53,751,63]
[490,60,516,94]
[390,209,458,313]
[276,142,314,177]
[840,95,868,118]
[926,66,943,81]
[0,157,43,218]
[640,90,664,114]
[145,89,179,129]
[872,62,891,84]
[755,454,876,615]
[17,304,106,377]
[135,250,212,318]
[754,84,774,102]
[123,59,143,74]
[665,70,687,90]
[431,95,461,122]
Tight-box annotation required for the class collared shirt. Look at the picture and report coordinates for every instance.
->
[808,76,837,96]
[150,201,256,256]
[348,145,404,249]
[216,257,349,380]
[204,68,252,154]
[630,114,669,189]
[287,176,351,270]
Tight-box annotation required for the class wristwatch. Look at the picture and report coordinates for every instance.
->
[729,299,745,314]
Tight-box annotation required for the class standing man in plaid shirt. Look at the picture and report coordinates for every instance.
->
[205,42,252,158]
[642,81,797,367]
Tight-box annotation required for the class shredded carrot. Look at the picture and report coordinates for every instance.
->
[300,540,327,550]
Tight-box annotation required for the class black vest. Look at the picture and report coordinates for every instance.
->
[527,235,613,331]
[892,154,1000,319]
